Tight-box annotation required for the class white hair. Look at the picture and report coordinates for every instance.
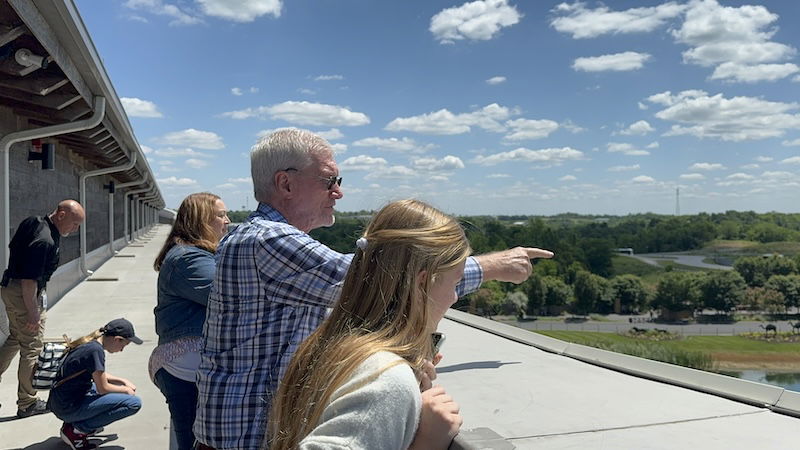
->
[250,128,333,203]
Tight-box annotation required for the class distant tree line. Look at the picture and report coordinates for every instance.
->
[223,208,800,319]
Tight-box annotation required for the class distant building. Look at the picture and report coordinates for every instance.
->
[615,247,634,255]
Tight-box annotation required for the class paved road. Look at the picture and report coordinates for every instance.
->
[626,252,733,270]
[496,317,800,336]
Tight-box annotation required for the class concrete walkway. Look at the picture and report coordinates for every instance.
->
[0,225,171,449]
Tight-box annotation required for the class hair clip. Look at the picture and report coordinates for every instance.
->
[356,237,368,250]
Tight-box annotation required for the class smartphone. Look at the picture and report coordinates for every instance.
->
[431,332,446,354]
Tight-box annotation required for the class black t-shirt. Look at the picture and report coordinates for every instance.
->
[2,215,60,289]
[48,340,105,415]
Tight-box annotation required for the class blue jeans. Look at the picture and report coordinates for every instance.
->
[56,385,141,434]
[154,368,198,450]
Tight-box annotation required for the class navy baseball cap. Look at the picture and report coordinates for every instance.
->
[102,318,143,344]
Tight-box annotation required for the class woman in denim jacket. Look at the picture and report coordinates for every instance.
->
[148,192,229,450]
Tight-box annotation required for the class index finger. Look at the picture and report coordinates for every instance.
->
[525,248,554,259]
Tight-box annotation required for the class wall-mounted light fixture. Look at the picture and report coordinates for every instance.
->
[28,140,55,170]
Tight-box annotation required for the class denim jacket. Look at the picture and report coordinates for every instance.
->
[155,244,215,345]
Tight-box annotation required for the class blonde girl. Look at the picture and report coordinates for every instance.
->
[268,199,470,450]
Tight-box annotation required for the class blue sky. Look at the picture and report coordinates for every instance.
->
[75,0,800,216]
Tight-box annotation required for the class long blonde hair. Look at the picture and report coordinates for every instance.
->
[266,199,471,449]
[154,192,222,271]
[66,330,104,349]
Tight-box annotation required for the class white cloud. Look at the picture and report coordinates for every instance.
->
[198,0,282,22]
[608,164,640,172]
[430,0,521,44]
[340,155,388,171]
[550,1,686,39]
[314,74,344,81]
[504,118,559,141]
[156,129,224,149]
[222,101,370,127]
[330,143,348,154]
[689,162,726,171]
[486,76,507,85]
[486,173,511,178]
[572,52,651,72]
[638,102,648,110]
[157,176,197,186]
[411,155,465,171]
[755,156,774,162]
[782,138,800,147]
[619,120,655,136]
[216,183,236,189]
[560,119,585,133]
[646,141,660,149]
[710,62,800,83]
[250,87,259,93]
[352,137,432,153]
[297,88,316,95]
[231,87,243,96]
[121,97,163,118]
[140,145,154,154]
[124,0,202,25]
[365,165,415,180]
[154,147,212,158]
[673,0,798,83]
[227,177,252,184]
[386,103,516,135]
[680,173,705,180]
[762,171,794,180]
[316,128,344,140]
[186,158,208,169]
[727,173,754,180]
[632,175,655,183]
[472,147,585,166]
[607,142,649,156]
[740,164,759,170]
[648,90,800,141]
[780,156,800,165]
[559,175,577,181]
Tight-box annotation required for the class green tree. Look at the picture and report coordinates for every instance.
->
[542,276,572,314]
[499,291,528,315]
[572,271,610,315]
[652,272,702,313]
[522,274,545,315]
[608,275,648,314]
[734,256,796,287]
[765,274,800,311]
[699,271,746,313]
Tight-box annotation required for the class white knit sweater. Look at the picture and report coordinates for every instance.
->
[299,351,422,449]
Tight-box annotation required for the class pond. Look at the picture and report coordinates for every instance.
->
[722,370,800,392]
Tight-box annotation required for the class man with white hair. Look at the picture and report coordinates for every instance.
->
[194,128,552,449]
[0,199,85,417]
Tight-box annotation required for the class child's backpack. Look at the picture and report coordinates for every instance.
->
[32,336,82,390]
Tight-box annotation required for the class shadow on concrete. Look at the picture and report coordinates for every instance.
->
[437,360,521,373]
[8,433,123,449]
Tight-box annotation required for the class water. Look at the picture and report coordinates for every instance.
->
[723,370,800,392]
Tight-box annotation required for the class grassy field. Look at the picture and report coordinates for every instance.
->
[696,240,800,257]
[535,330,800,371]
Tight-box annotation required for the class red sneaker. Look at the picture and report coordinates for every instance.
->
[59,423,97,449]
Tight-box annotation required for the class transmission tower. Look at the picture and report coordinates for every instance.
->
[675,187,680,216]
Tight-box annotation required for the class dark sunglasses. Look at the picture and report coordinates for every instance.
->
[284,168,342,190]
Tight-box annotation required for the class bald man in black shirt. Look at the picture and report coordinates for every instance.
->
[0,200,85,417]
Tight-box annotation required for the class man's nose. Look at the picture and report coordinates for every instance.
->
[330,184,343,199]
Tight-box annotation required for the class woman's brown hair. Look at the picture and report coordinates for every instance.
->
[153,192,222,271]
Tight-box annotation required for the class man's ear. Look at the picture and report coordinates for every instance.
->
[274,171,292,196]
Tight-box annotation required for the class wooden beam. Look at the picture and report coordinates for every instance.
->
[0,84,82,110]
[0,24,26,47]
[0,72,68,95]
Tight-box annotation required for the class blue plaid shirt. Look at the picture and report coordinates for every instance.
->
[193,203,483,449]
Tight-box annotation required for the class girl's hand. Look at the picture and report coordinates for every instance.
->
[409,386,462,450]
[418,353,443,392]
